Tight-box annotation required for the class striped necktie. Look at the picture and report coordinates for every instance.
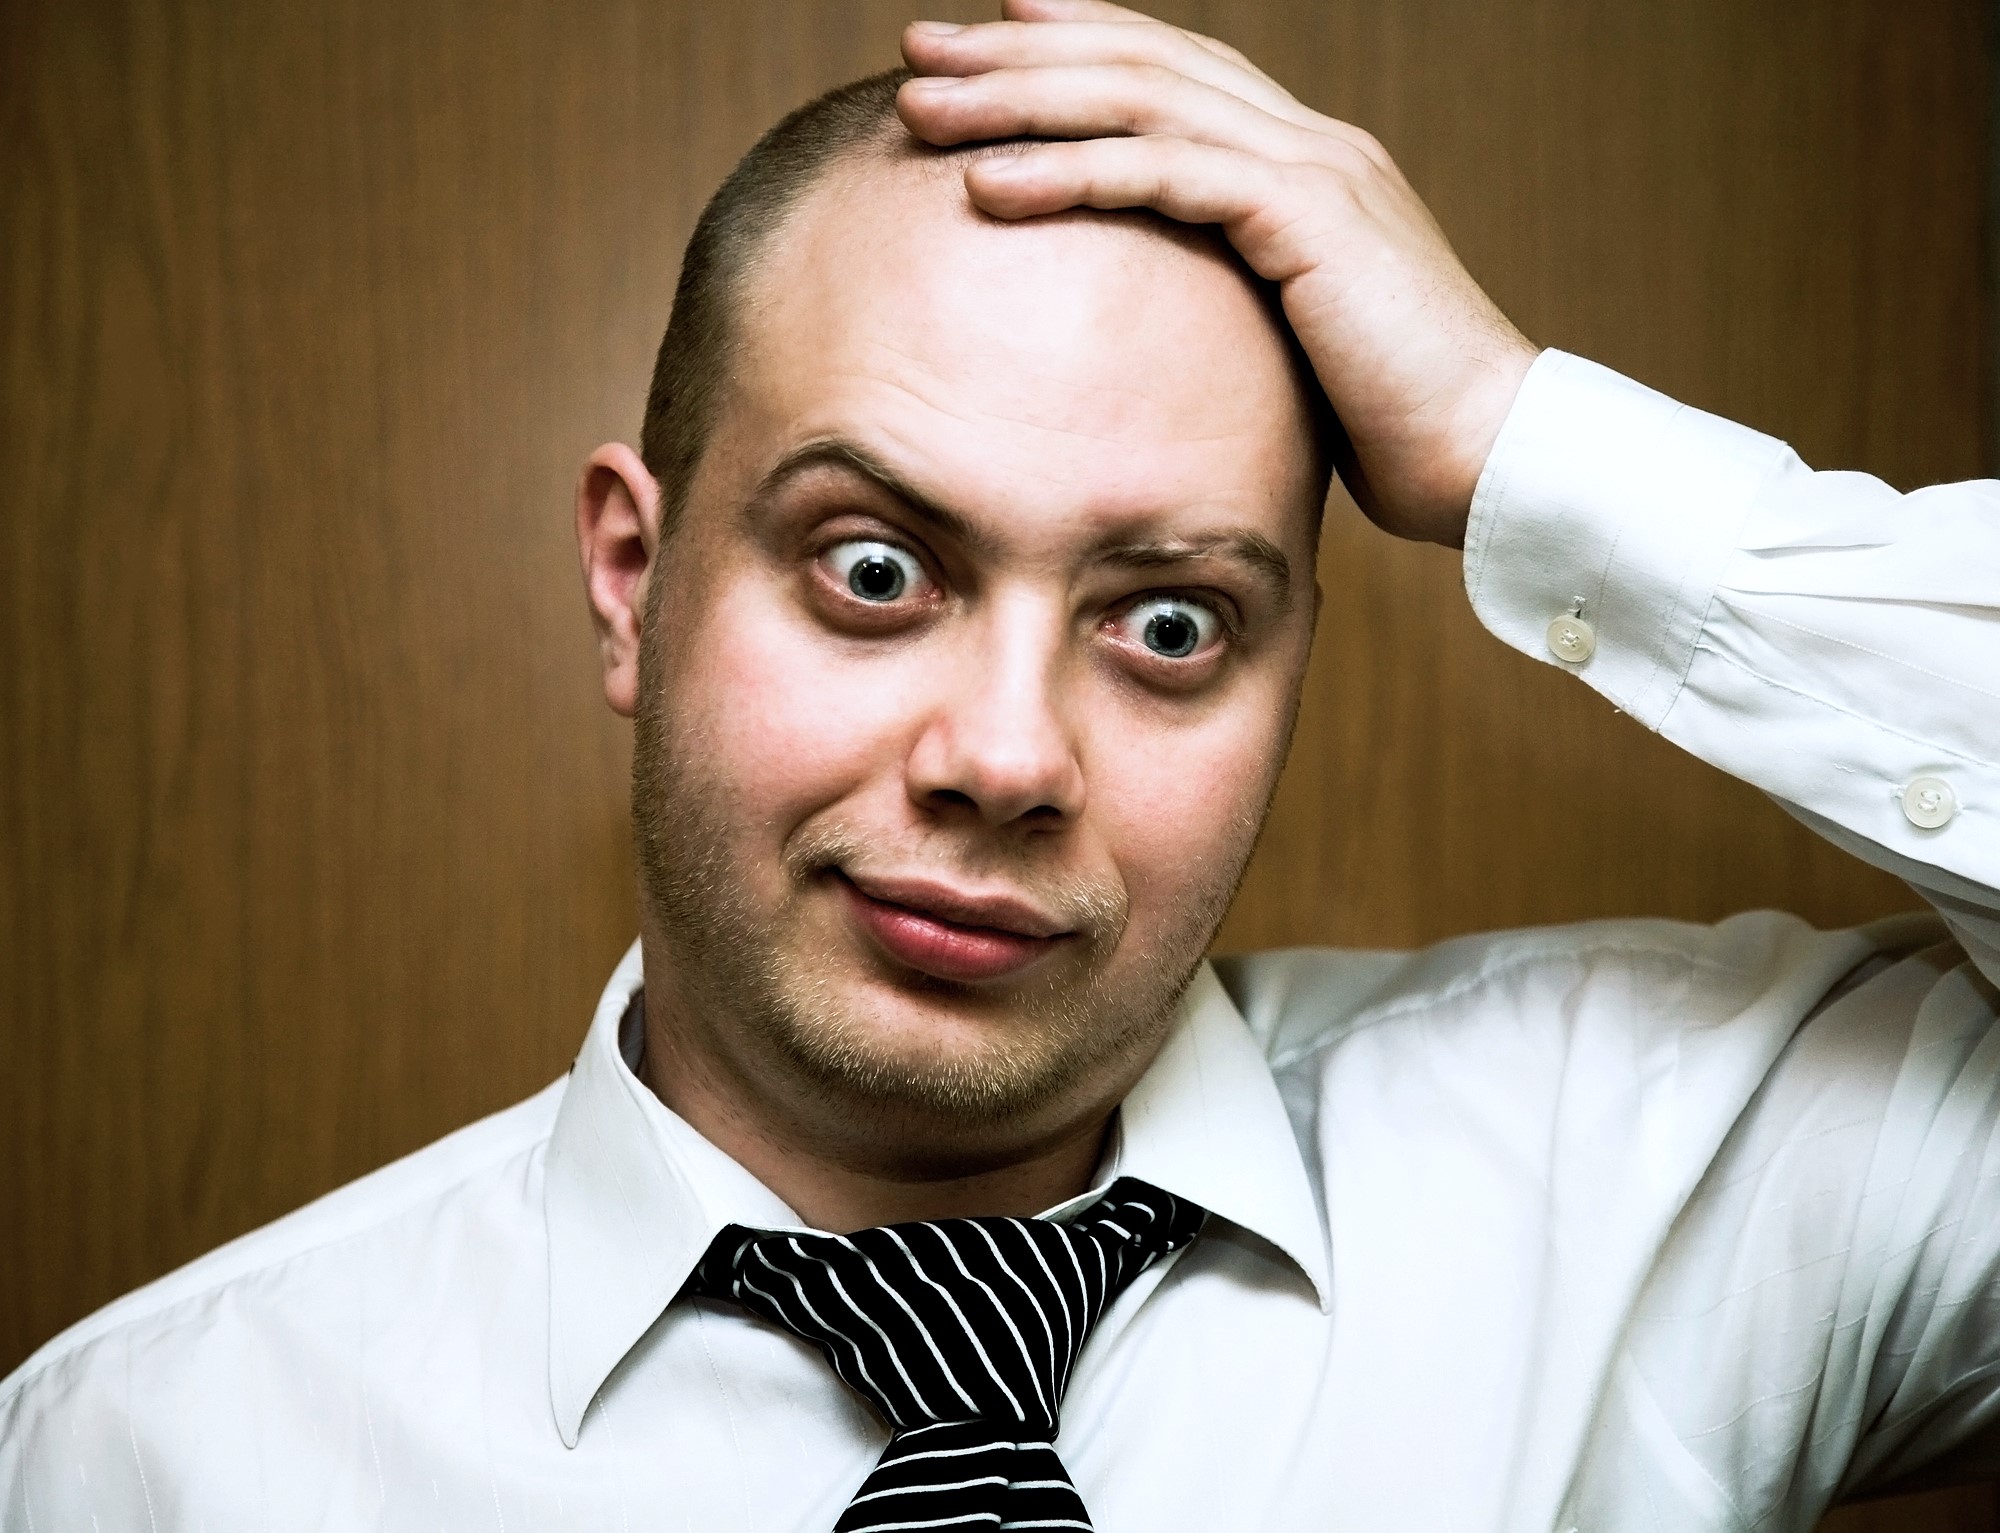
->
[684,1176,1206,1532]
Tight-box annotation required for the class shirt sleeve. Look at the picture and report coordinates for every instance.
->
[1464,353,2000,1519]
[1463,349,2000,983]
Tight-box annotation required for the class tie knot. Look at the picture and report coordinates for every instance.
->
[687,1177,1203,1434]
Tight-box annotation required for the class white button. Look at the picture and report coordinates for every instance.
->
[1546,615,1596,664]
[1901,776,1958,829]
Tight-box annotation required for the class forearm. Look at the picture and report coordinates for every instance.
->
[1465,351,2000,964]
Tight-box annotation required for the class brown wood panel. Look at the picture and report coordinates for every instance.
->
[0,1,1986,1525]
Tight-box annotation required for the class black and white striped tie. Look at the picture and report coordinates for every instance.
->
[685,1176,1205,1532]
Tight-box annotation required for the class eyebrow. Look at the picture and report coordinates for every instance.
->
[750,439,992,554]
[1094,532,1294,611]
[752,436,1295,608]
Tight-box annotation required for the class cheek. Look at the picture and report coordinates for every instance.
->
[663,573,917,829]
[1086,677,1294,921]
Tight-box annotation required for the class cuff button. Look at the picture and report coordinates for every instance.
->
[1546,615,1597,664]
[1901,776,1958,829]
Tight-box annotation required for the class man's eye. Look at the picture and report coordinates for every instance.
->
[819,540,930,603]
[1116,597,1222,660]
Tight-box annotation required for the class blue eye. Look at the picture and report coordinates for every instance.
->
[821,540,928,603]
[1118,597,1221,659]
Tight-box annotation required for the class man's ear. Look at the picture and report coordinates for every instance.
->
[575,443,662,719]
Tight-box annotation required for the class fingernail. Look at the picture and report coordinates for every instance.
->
[908,74,966,90]
[909,20,964,34]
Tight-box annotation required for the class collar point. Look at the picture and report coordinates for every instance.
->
[552,1393,587,1450]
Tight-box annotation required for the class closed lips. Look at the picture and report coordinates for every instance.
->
[836,871,1070,982]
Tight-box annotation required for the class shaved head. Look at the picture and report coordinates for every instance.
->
[640,67,1332,538]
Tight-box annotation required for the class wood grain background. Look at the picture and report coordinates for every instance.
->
[0,1,1989,1525]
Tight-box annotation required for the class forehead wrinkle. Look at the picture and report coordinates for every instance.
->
[804,365,1270,521]
[852,332,1266,452]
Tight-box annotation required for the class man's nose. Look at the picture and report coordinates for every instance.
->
[905,597,1086,830]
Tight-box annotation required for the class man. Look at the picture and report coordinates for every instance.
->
[3,2,1995,1529]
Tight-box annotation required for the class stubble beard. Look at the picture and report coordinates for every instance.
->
[629,667,1263,1133]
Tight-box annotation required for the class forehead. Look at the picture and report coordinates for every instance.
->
[720,150,1317,524]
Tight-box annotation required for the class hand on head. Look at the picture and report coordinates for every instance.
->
[897,0,1539,547]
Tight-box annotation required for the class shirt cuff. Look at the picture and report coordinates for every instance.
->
[1462,350,1792,731]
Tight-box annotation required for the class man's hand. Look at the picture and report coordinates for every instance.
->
[898,0,1538,548]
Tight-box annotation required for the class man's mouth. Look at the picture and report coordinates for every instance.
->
[833,869,1072,984]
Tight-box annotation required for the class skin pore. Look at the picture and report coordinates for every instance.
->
[577,146,1325,1232]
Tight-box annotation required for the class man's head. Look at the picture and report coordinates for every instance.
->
[576,70,1327,1182]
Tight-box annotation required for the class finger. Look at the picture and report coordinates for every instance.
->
[961,136,1325,279]
[903,18,1316,128]
[898,63,1323,166]
[1001,0,1157,22]
[997,0,1285,90]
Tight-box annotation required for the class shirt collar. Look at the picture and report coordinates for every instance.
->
[543,942,1329,1445]
[1074,961,1331,1308]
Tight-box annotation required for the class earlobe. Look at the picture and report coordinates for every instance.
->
[574,443,661,719]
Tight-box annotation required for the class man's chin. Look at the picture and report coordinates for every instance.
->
[754,975,1118,1126]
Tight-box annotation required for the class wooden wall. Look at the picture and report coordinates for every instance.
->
[0,1,1988,1525]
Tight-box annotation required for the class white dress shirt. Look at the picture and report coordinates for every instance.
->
[4,352,1996,1533]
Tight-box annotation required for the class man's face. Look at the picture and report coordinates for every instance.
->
[632,153,1321,1165]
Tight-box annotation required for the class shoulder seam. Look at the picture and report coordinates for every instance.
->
[1264,929,1758,1073]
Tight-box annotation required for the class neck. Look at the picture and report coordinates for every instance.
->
[635,985,1117,1233]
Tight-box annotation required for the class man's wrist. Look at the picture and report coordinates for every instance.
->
[1461,351,1789,727]
[1431,340,1541,549]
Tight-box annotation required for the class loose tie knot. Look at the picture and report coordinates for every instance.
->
[685,1176,1205,1531]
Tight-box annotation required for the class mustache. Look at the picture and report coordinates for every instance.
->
[783,822,1127,942]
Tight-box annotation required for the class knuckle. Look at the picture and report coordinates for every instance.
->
[1110,62,1184,132]
[1325,137,1381,179]
[1126,59,1181,91]
[1344,127,1393,170]
[1296,160,1361,209]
